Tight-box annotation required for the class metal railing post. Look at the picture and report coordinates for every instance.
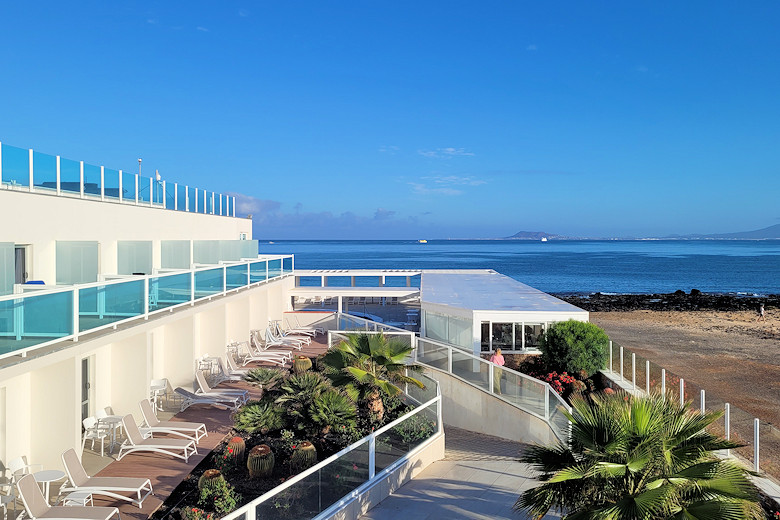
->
[447,346,452,373]
[368,433,376,479]
[118,169,123,201]
[56,155,61,195]
[144,277,150,319]
[754,418,760,473]
[72,290,79,342]
[700,389,705,414]
[28,148,33,190]
[619,345,624,381]
[725,403,731,457]
[631,352,636,390]
[100,166,105,200]
[79,160,84,198]
[646,360,650,394]
[135,174,139,204]
[544,386,550,421]
[680,378,685,403]
[661,369,666,396]
[190,271,195,305]
[489,362,494,394]
[609,340,613,372]
[223,266,227,295]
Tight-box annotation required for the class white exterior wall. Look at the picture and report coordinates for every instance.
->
[0,189,251,284]
[0,276,293,470]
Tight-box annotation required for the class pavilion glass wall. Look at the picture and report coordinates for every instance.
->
[422,310,472,351]
[480,320,548,352]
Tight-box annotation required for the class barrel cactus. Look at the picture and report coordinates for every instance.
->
[227,436,246,462]
[293,355,312,374]
[290,441,317,473]
[247,444,275,478]
[197,469,224,490]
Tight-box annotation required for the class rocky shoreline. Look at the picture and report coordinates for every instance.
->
[554,291,780,312]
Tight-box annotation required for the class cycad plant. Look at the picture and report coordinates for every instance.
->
[515,391,762,520]
[243,367,286,393]
[321,333,424,422]
[311,389,358,435]
[275,372,331,436]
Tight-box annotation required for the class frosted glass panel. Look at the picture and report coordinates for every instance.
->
[219,240,241,261]
[448,315,472,350]
[193,240,219,264]
[0,243,13,296]
[117,241,153,275]
[161,240,191,269]
[56,241,99,284]
[425,311,447,342]
[240,240,257,259]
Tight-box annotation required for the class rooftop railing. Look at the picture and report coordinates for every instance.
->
[0,141,237,217]
[0,255,294,361]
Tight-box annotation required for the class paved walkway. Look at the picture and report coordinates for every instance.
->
[360,427,561,520]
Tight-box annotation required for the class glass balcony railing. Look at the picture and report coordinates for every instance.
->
[0,255,293,360]
[0,141,237,217]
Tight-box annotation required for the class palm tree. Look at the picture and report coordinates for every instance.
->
[321,333,424,422]
[515,391,762,520]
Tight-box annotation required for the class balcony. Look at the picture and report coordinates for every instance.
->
[0,255,294,361]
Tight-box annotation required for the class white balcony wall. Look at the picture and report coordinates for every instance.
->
[0,189,251,285]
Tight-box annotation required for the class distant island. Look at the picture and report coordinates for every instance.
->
[505,224,780,240]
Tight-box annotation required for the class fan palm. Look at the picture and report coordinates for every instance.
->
[515,391,762,520]
[321,333,424,422]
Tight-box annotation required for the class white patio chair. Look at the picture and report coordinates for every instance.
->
[174,387,241,411]
[150,378,168,411]
[291,314,324,335]
[81,417,109,457]
[194,371,249,404]
[61,448,153,508]
[117,415,197,463]
[138,399,208,443]
[17,474,120,520]
[265,328,305,350]
[270,321,311,345]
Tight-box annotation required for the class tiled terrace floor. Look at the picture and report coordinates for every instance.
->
[360,427,561,520]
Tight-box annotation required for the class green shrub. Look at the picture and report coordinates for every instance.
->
[234,400,284,434]
[392,413,436,446]
[539,320,609,377]
[244,367,286,391]
[311,389,358,434]
[197,476,241,515]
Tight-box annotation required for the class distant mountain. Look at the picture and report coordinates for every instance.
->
[506,231,562,240]
[668,224,780,240]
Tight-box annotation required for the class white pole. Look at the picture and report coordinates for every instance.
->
[646,360,650,394]
[680,378,685,403]
[79,160,84,198]
[620,346,624,381]
[56,155,61,195]
[119,169,123,201]
[754,418,760,473]
[725,403,731,457]
[28,148,34,190]
[0,140,3,184]
[631,352,636,390]
[609,340,613,372]
[700,389,705,414]
[661,369,666,396]
[100,166,105,200]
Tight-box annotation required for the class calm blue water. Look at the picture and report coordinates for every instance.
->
[258,240,780,295]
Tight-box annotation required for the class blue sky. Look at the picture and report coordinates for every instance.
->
[1,2,779,239]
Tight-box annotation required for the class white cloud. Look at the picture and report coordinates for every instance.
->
[526,44,538,51]
[418,147,475,159]
[425,175,486,186]
[378,145,400,154]
[146,18,159,25]
[238,9,250,17]
[374,208,396,220]
[197,26,209,32]
[409,182,463,196]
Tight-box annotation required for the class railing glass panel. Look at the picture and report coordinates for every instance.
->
[548,391,570,441]
[83,163,101,197]
[452,350,490,392]
[78,280,144,331]
[104,168,120,199]
[225,264,248,289]
[149,273,191,312]
[194,268,224,297]
[283,256,293,273]
[0,291,74,355]
[375,403,439,473]
[32,151,57,191]
[268,258,282,278]
[206,192,214,214]
[59,158,81,194]
[122,171,136,201]
[1,144,29,186]
[240,240,257,259]
[254,440,371,519]
[138,176,151,203]
[501,370,547,417]
[249,261,268,283]
[417,340,449,370]
[187,186,196,211]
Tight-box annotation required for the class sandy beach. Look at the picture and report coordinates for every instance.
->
[590,309,780,424]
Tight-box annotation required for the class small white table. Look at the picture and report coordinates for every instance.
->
[33,470,66,503]
[150,381,167,412]
[62,491,93,507]
[98,416,124,453]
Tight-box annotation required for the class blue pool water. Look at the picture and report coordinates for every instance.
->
[258,239,780,295]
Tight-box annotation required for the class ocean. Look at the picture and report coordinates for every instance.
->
[257,239,780,295]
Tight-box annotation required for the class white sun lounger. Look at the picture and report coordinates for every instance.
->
[224,354,251,376]
[194,371,249,404]
[61,448,153,508]
[265,328,305,350]
[17,473,121,520]
[286,315,324,335]
[174,387,241,411]
[138,399,208,443]
[250,331,294,359]
[270,321,312,345]
[212,357,243,384]
[118,415,198,463]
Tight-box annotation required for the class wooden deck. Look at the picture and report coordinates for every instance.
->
[88,335,329,520]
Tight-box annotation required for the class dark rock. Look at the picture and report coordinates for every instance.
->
[555,292,780,312]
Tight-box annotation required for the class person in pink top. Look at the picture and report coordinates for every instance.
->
[489,348,505,394]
